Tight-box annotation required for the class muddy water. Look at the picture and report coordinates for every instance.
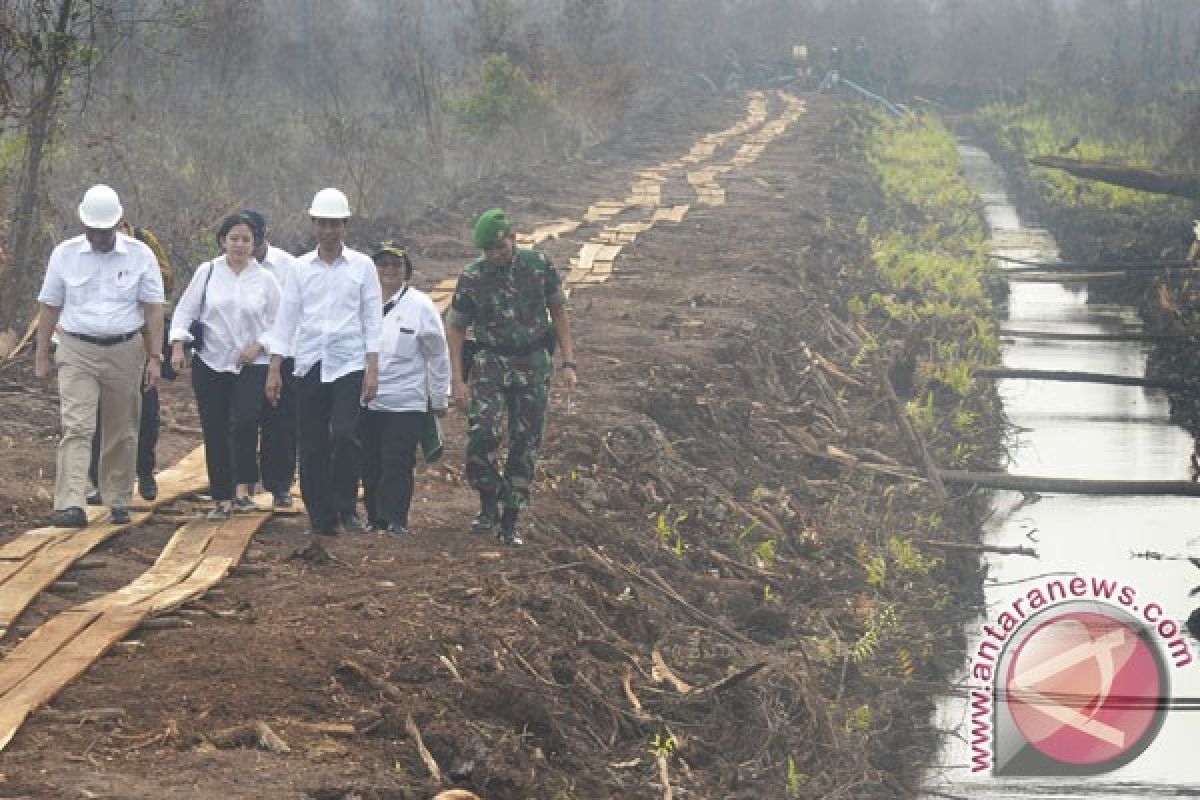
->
[924,144,1200,798]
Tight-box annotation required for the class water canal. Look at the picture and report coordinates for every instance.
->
[925,142,1200,798]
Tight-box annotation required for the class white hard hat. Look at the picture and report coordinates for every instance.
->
[308,187,352,219]
[78,184,123,229]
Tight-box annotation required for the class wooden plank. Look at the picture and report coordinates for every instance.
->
[653,205,690,224]
[0,531,65,563]
[576,242,604,273]
[583,201,626,222]
[0,518,144,636]
[0,513,270,751]
[1,506,115,550]
[130,445,208,510]
[153,518,223,564]
[201,514,266,561]
[142,557,237,615]
[0,611,99,696]
[595,245,623,263]
[0,446,208,640]
[0,608,144,751]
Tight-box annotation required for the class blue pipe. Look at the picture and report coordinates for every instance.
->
[833,74,906,117]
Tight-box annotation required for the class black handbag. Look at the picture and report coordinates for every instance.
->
[185,261,215,354]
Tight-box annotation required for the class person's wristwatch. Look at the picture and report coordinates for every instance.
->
[147,353,163,361]
[560,360,577,371]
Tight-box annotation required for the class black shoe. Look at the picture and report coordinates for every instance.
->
[86,489,103,506]
[232,495,256,513]
[273,492,293,508]
[497,509,523,547]
[471,493,500,534]
[110,506,131,525]
[52,507,88,528]
[138,473,158,501]
[340,515,368,534]
[381,523,409,536]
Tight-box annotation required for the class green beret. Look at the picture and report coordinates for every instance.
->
[473,208,513,249]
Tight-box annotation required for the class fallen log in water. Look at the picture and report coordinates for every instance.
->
[1028,155,1200,200]
[999,329,1189,343]
[975,367,1192,392]
[1006,271,1132,282]
[989,253,1193,271]
[939,470,1200,497]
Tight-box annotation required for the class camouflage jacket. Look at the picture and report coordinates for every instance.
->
[446,248,566,386]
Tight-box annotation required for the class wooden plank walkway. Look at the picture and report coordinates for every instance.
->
[0,446,209,638]
[430,91,806,311]
[0,511,269,750]
[0,89,812,754]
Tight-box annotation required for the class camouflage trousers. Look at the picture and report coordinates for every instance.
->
[466,380,549,511]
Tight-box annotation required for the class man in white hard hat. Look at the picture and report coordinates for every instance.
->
[34,184,166,528]
[265,188,382,536]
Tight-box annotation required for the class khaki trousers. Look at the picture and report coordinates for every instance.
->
[54,334,144,510]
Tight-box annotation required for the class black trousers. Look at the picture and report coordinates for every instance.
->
[259,356,297,494]
[359,409,423,529]
[191,358,267,502]
[296,365,363,531]
[89,385,158,486]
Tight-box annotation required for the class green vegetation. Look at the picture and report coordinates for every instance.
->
[980,88,1190,213]
[862,112,1001,467]
[449,53,554,131]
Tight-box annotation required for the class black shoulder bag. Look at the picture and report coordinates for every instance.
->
[184,261,215,354]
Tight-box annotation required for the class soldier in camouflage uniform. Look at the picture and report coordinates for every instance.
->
[446,208,577,546]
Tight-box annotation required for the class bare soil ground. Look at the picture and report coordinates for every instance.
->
[0,94,985,799]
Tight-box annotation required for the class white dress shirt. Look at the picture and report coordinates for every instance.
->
[267,246,383,382]
[369,285,452,413]
[258,244,297,357]
[37,232,165,336]
[169,257,282,373]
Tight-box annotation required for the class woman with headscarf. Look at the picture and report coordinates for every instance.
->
[169,212,282,520]
[359,240,451,534]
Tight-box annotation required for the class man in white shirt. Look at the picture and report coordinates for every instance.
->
[34,184,166,528]
[243,209,298,507]
[265,188,382,536]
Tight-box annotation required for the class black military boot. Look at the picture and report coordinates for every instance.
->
[497,507,523,547]
[471,492,499,534]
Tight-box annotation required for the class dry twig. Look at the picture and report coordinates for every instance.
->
[405,713,444,785]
